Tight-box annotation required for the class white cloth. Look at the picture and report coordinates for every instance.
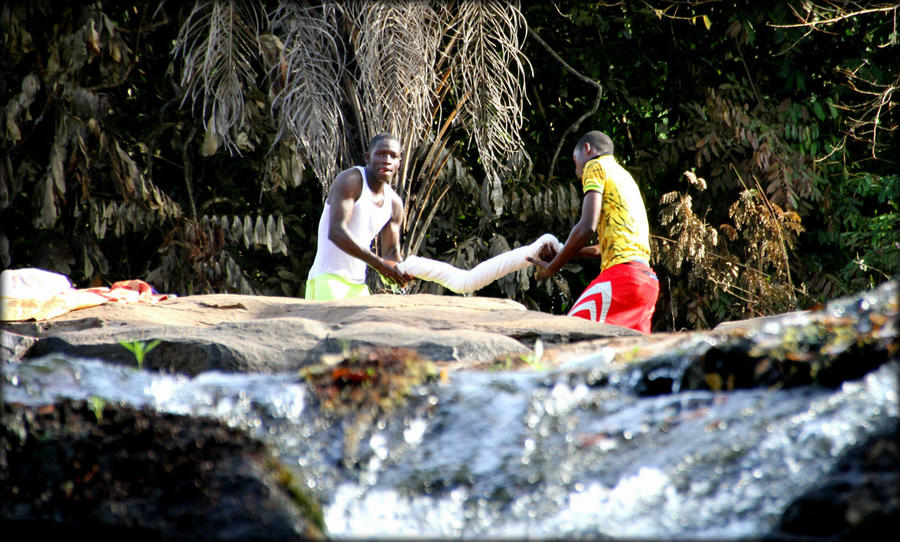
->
[1,268,74,299]
[307,166,397,284]
[398,233,563,294]
[0,268,106,322]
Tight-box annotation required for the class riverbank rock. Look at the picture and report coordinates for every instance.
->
[2,293,641,373]
[763,429,899,541]
[1,279,897,539]
[0,399,325,541]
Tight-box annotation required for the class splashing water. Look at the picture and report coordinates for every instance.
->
[3,349,896,539]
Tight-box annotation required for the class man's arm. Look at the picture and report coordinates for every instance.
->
[528,191,602,280]
[326,170,407,283]
[377,193,412,284]
[576,244,603,258]
[378,194,404,261]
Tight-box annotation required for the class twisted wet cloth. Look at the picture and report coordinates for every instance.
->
[397,233,563,294]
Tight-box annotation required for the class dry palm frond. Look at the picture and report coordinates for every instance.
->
[400,65,471,258]
[345,0,442,195]
[174,0,265,156]
[200,213,288,256]
[445,0,531,215]
[406,138,477,257]
[267,1,345,192]
[4,73,41,145]
[147,215,261,295]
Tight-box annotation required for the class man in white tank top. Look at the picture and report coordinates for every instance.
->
[305,133,413,300]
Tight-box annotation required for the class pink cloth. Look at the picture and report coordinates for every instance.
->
[84,279,172,304]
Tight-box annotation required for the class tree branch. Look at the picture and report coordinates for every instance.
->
[771,4,898,28]
[549,87,602,180]
[527,27,602,90]
[527,28,604,179]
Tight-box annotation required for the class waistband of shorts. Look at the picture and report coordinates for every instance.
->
[614,260,658,279]
[307,273,363,287]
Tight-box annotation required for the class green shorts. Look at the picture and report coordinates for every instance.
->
[305,273,370,301]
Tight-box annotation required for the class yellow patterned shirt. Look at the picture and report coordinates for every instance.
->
[581,155,651,272]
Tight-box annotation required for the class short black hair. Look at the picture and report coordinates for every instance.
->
[369,132,400,151]
[576,131,614,157]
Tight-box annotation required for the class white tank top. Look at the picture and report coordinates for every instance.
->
[307,166,397,284]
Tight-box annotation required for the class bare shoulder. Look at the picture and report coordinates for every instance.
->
[331,166,364,200]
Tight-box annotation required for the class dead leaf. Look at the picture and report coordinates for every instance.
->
[198,302,247,310]
[87,19,101,55]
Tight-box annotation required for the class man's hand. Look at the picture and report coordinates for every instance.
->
[538,243,558,262]
[378,258,413,286]
[526,255,555,281]
[524,241,559,281]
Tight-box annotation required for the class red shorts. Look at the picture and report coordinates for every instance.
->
[567,261,659,334]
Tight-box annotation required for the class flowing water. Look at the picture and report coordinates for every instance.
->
[3,350,896,539]
[3,281,898,539]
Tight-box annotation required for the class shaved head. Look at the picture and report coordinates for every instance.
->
[368,132,401,152]
[575,131,614,157]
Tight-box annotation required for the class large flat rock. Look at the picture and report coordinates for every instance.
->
[3,293,642,374]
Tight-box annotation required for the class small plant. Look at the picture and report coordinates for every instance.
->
[118,339,161,369]
[521,338,546,371]
[267,458,326,535]
[490,339,546,371]
[88,396,106,421]
[493,355,514,371]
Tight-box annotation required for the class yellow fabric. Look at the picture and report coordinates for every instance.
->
[1,290,110,322]
[580,155,651,272]
[305,273,370,301]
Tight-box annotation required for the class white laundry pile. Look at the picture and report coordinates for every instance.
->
[0,268,107,321]
[397,233,563,294]
[0,268,173,321]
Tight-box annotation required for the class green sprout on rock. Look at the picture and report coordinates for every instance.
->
[118,339,161,369]
[88,396,106,422]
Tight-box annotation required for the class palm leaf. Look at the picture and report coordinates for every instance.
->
[345,0,442,198]
[267,1,345,192]
[174,0,265,155]
[445,0,531,216]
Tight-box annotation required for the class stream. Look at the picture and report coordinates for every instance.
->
[4,344,896,539]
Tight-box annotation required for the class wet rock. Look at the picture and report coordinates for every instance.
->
[1,279,897,539]
[606,278,899,396]
[0,399,325,541]
[764,429,900,541]
[1,330,33,363]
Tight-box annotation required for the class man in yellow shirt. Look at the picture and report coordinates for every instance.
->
[528,130,659,333]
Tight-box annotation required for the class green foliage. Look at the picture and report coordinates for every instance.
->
[88,396,106,422]
[2,1,896,332]
[118,339,161,369]
[0,2,303,297]
[520,0,898,328]
[490,338,548,371]
[830,173,900,290]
